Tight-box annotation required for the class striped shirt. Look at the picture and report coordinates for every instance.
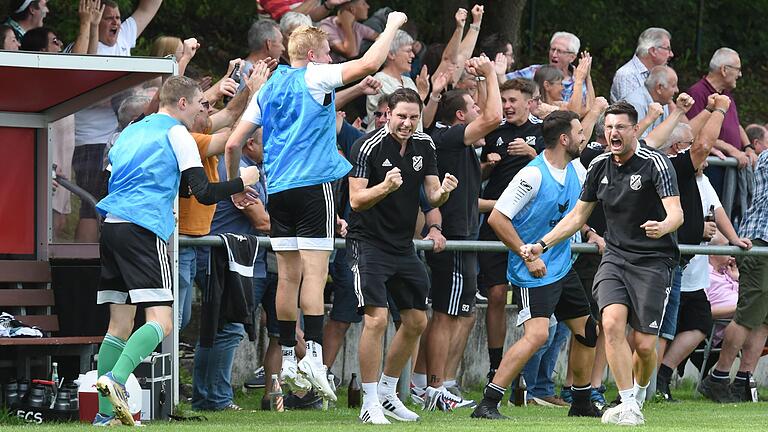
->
[739,151,768,241]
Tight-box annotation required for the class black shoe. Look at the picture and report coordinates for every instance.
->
[608,394,622,408]
[471,401,508,420]
[568,401,602,417]
[284,390,323,410]
[728,380,750,402]
[655,376,678,402]
[698,375,737,403]
[244,366,266,389]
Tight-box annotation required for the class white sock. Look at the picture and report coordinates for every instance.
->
[444,379,457,388]
[362,382,379,407]
[378,374,399,396]
[633,380,648,408]
[412,373,427,389]
[618,388,635,404]
[305,341,323,366]
[281,346,295,364]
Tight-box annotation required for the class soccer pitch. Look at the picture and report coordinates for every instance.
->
[2,387,768,431]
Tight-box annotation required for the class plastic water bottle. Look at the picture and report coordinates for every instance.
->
[746,373,758,402]
[269,374,284,412]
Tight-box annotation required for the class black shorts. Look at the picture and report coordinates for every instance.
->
[677,290,713,335]
[347,239,429,313]
[593,249,674,335]
[72,143,107,219]
[427,249,477,316]
[267,182,335,251]
[513,269,591,325]
[478,251,509,295]
[97,222,174,305]
[573,252,601,319]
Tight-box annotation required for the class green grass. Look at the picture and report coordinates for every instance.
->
[2,385,768,431]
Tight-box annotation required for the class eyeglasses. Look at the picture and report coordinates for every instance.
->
[530,95,542,103]
[201,100,210,109]
[675,139,694,147]
[373,111,385,118]
[724,64,742,72]
[549,47,575,56]
[655,45,672,53]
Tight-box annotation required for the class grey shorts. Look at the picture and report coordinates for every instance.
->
[593,249,674,335]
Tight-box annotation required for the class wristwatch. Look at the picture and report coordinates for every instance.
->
[428,223,442,232]
[536,239,549,253]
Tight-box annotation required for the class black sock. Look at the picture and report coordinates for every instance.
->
[483,382,505,404]
[658,364,673,381]
[735,371,750,381]
[711,369,730,382]
[278,320,297,347]
[488,347,503,371]
[571,384,591,404]
[303,315,324,344]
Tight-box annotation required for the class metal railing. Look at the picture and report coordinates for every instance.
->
[180,236,768,257]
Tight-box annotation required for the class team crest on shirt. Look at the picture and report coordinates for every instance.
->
[412,156,423,171]
[629,174,642,191]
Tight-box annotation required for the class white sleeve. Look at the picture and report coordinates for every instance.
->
[168,125,203,172]
[699,174,723,210]
[119,17,138,49]
[305,63,344,104]
[494,166,542,220]
[242,88,262,126]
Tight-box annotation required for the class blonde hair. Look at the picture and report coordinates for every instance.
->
[150,36,182,58]
[288,25,328,63]
[159,76,200,108]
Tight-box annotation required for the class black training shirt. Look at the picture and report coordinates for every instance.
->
[481,117,544,200]
[580,141,608,236]
[580,141,680,263]
[429,122,480,238]
[668,149,704,247]
[347,127,439,254]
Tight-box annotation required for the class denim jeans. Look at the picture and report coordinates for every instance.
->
[178,246,196,331]
[659,266,683,340]
[192,322,245,410]
[531,322,570,397]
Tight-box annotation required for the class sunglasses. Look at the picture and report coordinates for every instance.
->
[373,111,385,118]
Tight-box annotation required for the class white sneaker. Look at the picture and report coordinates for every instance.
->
[410,384,426,408]
[602,401,643,425]
[441,386,476,409]
[617,402,645,426]
[280,359,311,393]
[380,393,420,422]
[297,356,337,402]
[360,404,391,425]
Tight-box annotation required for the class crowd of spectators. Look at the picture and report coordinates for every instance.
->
[3,0,767,424]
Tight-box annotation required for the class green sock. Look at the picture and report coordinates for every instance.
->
[97,334,127,415]
[111,321,164,385]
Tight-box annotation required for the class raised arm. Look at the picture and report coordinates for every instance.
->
[580,97,608,150]
[131,0,163,37]
[336,76,382,108]
[434,8,466,78]
[327,10,359,59]
[645,93,693,149]
[423,173,457,208]
[210,60,271,132]
[421,71,449,130]
[340,12,408,85]
[71,0,93,54]
[462,56,502,145]
[451,5,484,84]
[688,94,730,169]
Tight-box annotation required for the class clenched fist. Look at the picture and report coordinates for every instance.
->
[383,167,403,192]
[440,173,458,194]
[386,11,408,29]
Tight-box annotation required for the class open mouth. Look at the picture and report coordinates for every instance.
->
[610,138,623,152]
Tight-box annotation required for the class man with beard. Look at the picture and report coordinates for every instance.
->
[471,111,601,420]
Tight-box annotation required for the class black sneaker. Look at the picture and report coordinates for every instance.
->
[698,375,737,403]
[655,375,678,402]
[470,401,508,420]
[244,366,266,389]
[568,401,602,417]
[284,390,323,410]
[728,380,750,402]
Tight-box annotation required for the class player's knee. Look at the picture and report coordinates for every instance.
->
[487,285,508,306]
[363,312,388,333]
[634,337,656,358]
[574,316,599,348]
[402,311,427,335]
[524,325,550,348]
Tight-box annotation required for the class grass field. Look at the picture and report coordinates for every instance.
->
[2,383,768,431]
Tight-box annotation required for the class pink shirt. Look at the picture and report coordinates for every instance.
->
[705,263,739,310]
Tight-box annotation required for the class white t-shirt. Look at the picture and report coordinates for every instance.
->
[75,17,139,146]
[681,174,722,292]
[242,62,344,126]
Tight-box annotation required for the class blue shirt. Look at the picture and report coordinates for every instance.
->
[97,113,183,240]
[207,156,267,278]
[506,154,581,288]
[257,65,352,194]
